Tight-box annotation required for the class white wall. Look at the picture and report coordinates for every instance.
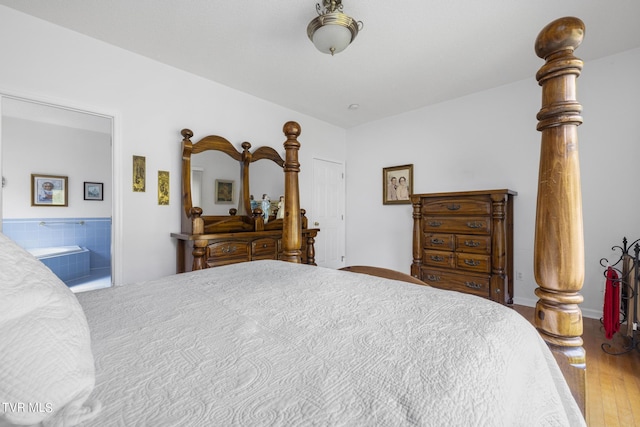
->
[2,117,112,218]
[0,6,346,284]
[345,47,640,318]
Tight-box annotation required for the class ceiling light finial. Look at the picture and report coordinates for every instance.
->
[307,0,363,56]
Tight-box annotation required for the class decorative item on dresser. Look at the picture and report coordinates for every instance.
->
[411,189,516,305]
[171,123,319,272]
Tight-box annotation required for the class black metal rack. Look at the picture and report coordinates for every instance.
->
[599,237,640,355]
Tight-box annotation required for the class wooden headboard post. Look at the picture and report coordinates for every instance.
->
[533,17,586,414]
[281,121,302,263]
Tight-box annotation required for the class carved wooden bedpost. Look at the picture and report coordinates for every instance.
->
[533,17,586,414]
[281,121,302,263]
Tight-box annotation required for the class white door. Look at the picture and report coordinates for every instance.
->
[311,158,345,269]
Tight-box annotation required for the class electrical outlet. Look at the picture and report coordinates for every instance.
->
[516,271,523,281]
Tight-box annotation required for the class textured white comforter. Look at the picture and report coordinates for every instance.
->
[77,260,585,426]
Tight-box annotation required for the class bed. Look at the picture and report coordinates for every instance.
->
[0,16,587,427]
[0,235,584,426]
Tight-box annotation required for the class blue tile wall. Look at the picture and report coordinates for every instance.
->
[2,217,111,271]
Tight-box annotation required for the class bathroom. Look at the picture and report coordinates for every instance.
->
[1,97,113,291]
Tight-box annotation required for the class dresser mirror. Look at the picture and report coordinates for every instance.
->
[180,128,287,234]
[190,150,242,215]
[249,158,285,220]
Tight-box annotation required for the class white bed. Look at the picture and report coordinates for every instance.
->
[0,231,585,427]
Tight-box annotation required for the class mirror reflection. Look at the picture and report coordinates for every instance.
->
[190,150,242,215]
[249,158,285,221]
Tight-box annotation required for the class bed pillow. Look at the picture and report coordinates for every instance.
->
[0,232,100,426]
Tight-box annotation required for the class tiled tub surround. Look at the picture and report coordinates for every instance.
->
[2,217,111,285]
[28,245,91,282]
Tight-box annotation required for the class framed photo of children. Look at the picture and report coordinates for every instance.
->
[382,164,413,205]
[31,174,68,206]
[84,182,103,201]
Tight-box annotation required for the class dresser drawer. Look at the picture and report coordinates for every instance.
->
[422,197,491,215]
[455,253,491,274]
[252,238,277,260]
[423,250,455,269]
[420,268,490,298]
[423,233,454,250]
[455,234,491,254]
[424,216,490,235]
[206,241,251,266]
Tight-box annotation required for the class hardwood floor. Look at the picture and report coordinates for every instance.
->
[513,305,640,427]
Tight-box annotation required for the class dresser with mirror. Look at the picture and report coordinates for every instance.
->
[171,127,319,273]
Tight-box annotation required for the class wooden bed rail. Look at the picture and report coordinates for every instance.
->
[533,17,586,415]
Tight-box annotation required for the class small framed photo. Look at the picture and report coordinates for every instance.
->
[383,164,413,205]
[84,182,103,201]
[215,179,235,204]
[31,174,68,207]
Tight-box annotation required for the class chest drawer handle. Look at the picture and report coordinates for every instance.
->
[464,240,480,247]
[430,255,445,262]
[446,204,461,211]
[464,259,481,266]
[465,281,483,289]
[466,221,484,229]
[430,238,445,245]
[262,243,268,248]
[221,246,237,254]
[427,221,442,228]
[426,274,441,282]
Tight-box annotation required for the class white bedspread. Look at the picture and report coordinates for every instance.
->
[77,260,585,426]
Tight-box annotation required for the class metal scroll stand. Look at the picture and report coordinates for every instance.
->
[599,237,640,355]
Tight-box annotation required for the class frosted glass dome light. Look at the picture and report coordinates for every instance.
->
[307,1,362,56]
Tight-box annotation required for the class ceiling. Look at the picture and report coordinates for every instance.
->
[1,0,639,129]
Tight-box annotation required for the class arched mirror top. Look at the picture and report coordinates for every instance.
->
[180,128,286,231]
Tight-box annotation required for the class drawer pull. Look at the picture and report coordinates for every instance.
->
[427,221,442,228]
[466,221,484,229]
[221,246,237,254]
[430,238,445,245]
[262,243,268,248]
[430,255,445,262]
[465,281,483,289]
[464,240,480,247]
[446,204,461,211]
[426,274,441,282]
[464,259,481,266]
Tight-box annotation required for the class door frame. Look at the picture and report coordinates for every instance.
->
[0,89,122,285]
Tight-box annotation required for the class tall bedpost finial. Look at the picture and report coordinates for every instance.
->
[281,121,302,263]
[533,16,586,415]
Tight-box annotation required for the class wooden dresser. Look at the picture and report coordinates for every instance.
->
[172,227,318,273]
[410,189,516,304]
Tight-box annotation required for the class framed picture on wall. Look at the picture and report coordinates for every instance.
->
[215,179,235,204]
[84,182,103,201]
[382,164,413,205]
[158,171,169,206]
[31,174,68,206]
[132,155,146,192]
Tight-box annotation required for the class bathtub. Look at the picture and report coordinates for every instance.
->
[27,245,90,283]
[28,245,86,259]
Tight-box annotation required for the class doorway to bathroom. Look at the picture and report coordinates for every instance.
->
[0,95,114,292]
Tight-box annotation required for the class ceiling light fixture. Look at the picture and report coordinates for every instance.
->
[307,0,363,56]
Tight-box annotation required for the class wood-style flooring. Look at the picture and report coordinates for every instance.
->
[513,305,640,427]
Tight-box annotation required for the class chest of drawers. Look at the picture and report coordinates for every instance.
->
[172,229,319,272]
[411,189,516,304]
